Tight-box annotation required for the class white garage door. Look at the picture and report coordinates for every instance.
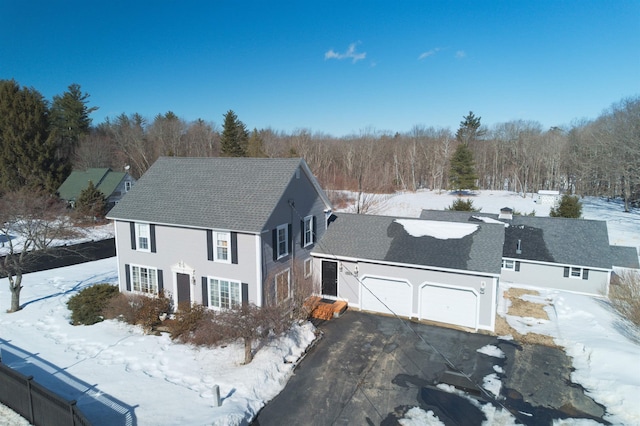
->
[420,284,477,329]
[361,277,412,318]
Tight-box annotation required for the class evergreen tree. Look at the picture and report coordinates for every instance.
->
[456,111,486,145]
[446,198,480,212]
[75,180,107,219]
[449,143,478,192]
[50,83,98,162]
[550,195,582,218]
[221,110,248,157]
[0,80,68,193]
[247,128,267,157]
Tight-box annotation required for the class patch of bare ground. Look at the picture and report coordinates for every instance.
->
[496,288,559,348]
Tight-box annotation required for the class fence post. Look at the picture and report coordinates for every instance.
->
[70,400,77,426]
[26,376,35,424]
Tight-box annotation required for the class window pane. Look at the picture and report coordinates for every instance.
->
[230,282,240,307]
[210,279,220,307]
[278,227,287,256]
[216,232,229,261]
[571,267,581,277]
[220,280,230,308]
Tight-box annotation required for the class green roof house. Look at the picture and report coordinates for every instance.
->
[57,168,136,208]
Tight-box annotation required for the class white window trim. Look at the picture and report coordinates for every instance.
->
[275,268,291,304]
[207,276,241,310]
[135,223,150,252]
[130,264,158,295]
[304,258,313,278]
[303,215,314,247]
[570,267,584,279]
[214,231,231,263]
[276,224,289,259]
[125,181,132,192]
[501,259,515,270]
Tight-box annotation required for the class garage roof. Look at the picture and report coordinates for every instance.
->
[314,213,504,275]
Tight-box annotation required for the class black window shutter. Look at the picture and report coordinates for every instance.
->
[129,222,136,250]
[300,220,305,247]
[564,267,570,277]
[157,269,164,293]
[582,269,589,280]
[201,277,209,307]
[125,264,131,291]
[242,282,249,306]
[287,224,292,254]
[272,229,278,261]
[231,232,238,264]
[515,261,520,272]
[206,230,214,261]
[150,224,157,253]
[312,216,317,243]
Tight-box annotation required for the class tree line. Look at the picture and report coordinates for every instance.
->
[1,79,638,209]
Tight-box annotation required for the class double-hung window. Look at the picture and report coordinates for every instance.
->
[501,259,515,270]
[135,223,150,252]
[303,216,314,247]
[277,224,289,259]
[215,232,230,263]
[275,269,290,304]
[125,181,132,192]
[564,266,589,280]
[131,265,158,294]
[208,277,241,309]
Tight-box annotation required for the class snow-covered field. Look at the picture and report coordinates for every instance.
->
[1,190,639,425]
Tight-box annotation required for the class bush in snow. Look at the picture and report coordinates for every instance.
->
[67,283,119,325]
[609,270,640,327]
[104,291,173,333]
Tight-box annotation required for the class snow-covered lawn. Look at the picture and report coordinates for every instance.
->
[1,190,639,425]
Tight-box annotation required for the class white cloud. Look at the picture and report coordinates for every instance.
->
[455,50,467,59]
[418,48,441,60]
[324,42,366,63]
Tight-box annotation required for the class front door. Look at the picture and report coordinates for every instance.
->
[321,261,338,297]
[176,273,190,306]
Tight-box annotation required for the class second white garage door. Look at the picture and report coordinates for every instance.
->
[420,284,478,329]
[361,277,412,318]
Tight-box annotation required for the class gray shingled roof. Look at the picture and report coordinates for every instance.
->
[420,209,614,269]
[610,246,640,269]
[107,157,313,233]
[314,213,504,275]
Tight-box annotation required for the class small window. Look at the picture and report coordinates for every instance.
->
[135,223,150,252]
[570,267,584,279]
[208,277,241,309]
[125,181,132,192]
[304,258,313,278]
[303,216,314,247]
[215,232,231,263]
[275,269,290,304]
[277,224,289,258]
[501,259,515,270]
[131,265,158,294]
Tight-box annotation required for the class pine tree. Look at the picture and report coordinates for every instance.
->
[50,83,98,162]
[449,143,478,192]
[0,80,68,193]
[247,128,267,157]
[75,180,107,219]
[221,110,248,157]
[550,195,582,218]
[455,111,486,145]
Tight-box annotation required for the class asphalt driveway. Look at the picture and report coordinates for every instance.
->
[253,311,607,426]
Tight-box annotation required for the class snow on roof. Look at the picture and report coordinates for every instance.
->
[395,219,478,239]
[472,215,509,226]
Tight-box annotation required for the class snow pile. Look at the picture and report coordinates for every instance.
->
[398,407,444,425]
[476,344,506,358]
[395,219,478,239]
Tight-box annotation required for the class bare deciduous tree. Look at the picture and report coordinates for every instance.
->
[0,190,79,312]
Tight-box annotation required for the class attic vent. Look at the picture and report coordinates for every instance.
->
[516,239,522,254]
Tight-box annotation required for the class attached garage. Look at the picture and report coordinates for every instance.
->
[420,284,478,329]
[361,276,412,318]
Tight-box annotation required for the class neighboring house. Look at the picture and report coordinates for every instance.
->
[536,190,560,206]
[311,213,505,331]
[57,168,136,209]
[106,157,332,310]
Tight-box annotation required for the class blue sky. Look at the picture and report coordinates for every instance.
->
[2,1,639,137]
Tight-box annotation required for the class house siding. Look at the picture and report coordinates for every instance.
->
[107,174,136,205]
[261,165,329,304]
[114,220,260,306]
[500,260,610,295]
[315,257,497,331]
